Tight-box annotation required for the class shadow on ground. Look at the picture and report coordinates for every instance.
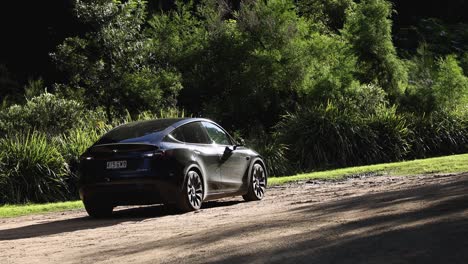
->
[209,176,468,263]
[72,175,468,264]
[0,200,242,241]
[2,175,468,264]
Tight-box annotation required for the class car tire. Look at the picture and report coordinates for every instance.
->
[176,170,204,212]
[83,199,113,218]
[243,163,267,201]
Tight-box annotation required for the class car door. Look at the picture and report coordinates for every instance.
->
[171,122,223,193]
[201,121,250,192]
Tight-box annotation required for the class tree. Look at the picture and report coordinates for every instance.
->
[52,0,182,120]
[146,0,314,132]
[433,55,468,112]
[205,0,310,130]
[343,0,407,98]
[297,0,355,32]
[402,46,468,113]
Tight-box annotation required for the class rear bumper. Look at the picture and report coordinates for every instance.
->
[79,179,178,206]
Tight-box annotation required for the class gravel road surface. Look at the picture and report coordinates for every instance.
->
[1,173,467,264]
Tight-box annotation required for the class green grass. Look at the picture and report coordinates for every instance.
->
[0,200,83,218]
[269,153,468,185]
[1,153,467,218]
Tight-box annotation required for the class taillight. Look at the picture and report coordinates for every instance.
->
[142,150,166,158]
[80,155,94,161]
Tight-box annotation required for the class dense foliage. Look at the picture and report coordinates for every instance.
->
[52,0,182,119]
[0,132,69,203]
[276,103,410,171]
[0,0,467,203]
[0,92,106,136]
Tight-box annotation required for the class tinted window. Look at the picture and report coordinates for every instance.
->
[173,122,211,144]
[202,122,231,145]
[96,119,184,145]
[167,126,185,142]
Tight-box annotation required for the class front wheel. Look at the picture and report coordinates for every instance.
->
[243,163,267,201]
[176,170,204,212]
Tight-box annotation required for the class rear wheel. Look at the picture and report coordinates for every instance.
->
[83,199,113,218]
[243,163,267,201]
[176,170,204,212]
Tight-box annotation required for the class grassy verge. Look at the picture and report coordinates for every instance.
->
[0,200,83,218]
[1,153,467,218]
[269,153,468,185]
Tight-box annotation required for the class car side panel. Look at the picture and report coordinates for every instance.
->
[161,142,222,196]
[219,147,252,192]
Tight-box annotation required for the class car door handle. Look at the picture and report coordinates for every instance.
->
[193,150,201,155]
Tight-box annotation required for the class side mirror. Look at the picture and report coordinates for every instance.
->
[237,138,245,147]
[221,146,234,161]
[224,146,234,154]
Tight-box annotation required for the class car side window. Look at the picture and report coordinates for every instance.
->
[179,122,211,144]
[202,122,231,145]
[164,126,185,143]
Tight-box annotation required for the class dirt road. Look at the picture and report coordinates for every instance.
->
[1,173,468,264]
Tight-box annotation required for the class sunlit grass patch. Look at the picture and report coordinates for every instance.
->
[269,153,468,185]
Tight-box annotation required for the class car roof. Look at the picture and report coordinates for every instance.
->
[114,117,214,129]
[95,117,219,145]
[169,117,216,128]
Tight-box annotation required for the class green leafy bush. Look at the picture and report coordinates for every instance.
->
[54,126,109,199]
[408,111,468,158]
[367,106,410,163]
[0,131,69,203]
[402,49,468,113]
[0,92,106,136]
[244,130,293,177]
[276,102,410,171]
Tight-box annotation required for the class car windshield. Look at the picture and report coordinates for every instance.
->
[95,118,184,145]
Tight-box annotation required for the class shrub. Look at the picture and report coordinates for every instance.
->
[54,125,109,199]
[244,130,293,177]
[277,103,372,170]
[337,82,388,115]
[0,131,69,203]
[407,111,468,158]
[276,102,410,171]
[367,106,410,163]
[0,92,106,136]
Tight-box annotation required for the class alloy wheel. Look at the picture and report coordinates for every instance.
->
[187,171,203,209]
[252,164,266,199]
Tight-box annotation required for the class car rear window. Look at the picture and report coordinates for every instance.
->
[165,122,211,144]
[95,118,184,145]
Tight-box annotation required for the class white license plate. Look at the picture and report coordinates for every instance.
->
[106,160,127,169]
